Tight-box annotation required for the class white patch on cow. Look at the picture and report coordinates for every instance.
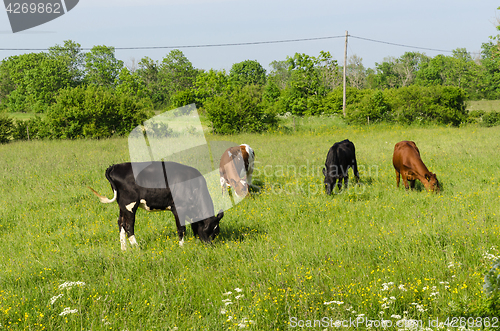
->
[138,199,168,211]
[125,202,136,212]
[220,176,226,187]
[179,238,184,247]
[227,150,232,157]
[129,235,138,246]
[120,228,127,251]
[240,179,247,186]
[241,144,255,185]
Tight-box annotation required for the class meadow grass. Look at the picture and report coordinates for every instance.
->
[0,119,500,330]
[466,99,500,112]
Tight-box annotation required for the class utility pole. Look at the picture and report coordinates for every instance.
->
[342,30,348,118]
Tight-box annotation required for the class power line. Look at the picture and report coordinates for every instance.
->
[0,34,456,53]
[349,35,453,53]
[0,35,346,51]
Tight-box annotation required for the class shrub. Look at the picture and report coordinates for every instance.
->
[205,84,278,134]
[0,113,13,143]
[387,85,467,126]
[45,85,152,139]
[344,86,468,126]
[482,111,500,127]
[12,116,47,140]
[346,90,393,125]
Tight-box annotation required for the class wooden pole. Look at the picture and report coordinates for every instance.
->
[342,30,348,118]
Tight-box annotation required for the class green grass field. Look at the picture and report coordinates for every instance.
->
[1,118,500,330]
[466,100,500,112]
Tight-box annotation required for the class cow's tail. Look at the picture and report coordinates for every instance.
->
[88,165,118,203]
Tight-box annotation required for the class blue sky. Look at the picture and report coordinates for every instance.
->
[0,0,498,72]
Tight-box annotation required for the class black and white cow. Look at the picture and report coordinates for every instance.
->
[322,139,360,195]
[90,161,223,250]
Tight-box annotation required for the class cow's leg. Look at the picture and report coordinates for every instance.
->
[220,177,226,196]
[118,205,138,251]
[117,213,127,251]
[191,222,200,238]
[336,177,342,191]
[172,209,186,246]
[344,176,349,189]
[402,175,410,190]
[352,160,360,181]
[410,179,416,190]
[395,170,401,188]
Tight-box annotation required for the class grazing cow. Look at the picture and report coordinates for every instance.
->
[89,162,223,250]
[392,141,440,192]
[322,139,360,195]
[219,144,255,197]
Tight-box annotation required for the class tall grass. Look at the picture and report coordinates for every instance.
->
[0,120,499,330]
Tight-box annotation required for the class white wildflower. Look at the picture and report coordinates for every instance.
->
[391,314,401,319]
[227,316,233,321]
[50,293,64,305]
[223,291,232,295]
[235,294,244,300]
[235,288,243,292]
[220,309,227,314]
[225,302,233,306]
[324,300,343,305]
[58,281,86,290]
[222,298,232,303]
[430,292,439,297]
[59,307,78,316]
[381,282,394,291]
[398,284,407,291]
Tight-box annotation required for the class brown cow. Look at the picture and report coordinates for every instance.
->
[219,144,255,197]
[392,141,440,192]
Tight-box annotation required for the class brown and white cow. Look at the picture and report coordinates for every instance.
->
[392,141,440,192]
[219,144,255,197]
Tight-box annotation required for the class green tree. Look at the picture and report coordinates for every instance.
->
[84,45,124,87]
[229,59,266,86]
[1,53,72,112]
[268,60,291,90]
[159,49,198,106]
[136,56,166,108]
[193,69,231,107]
[279,51,339,115]
[49,40,84,85]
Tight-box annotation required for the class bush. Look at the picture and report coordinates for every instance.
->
[343,86,467,126]
[12,116,46,140]
[205,84,278,134]
[346,90,393,125]
[387,85,467,126]
[482,111,500,127]
[0,113,13,143]
[45,85,152,139]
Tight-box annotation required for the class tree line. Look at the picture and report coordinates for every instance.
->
[1,32,500,142]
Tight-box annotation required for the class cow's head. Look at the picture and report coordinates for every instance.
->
[198,210,224,243]
[229,178,248,197]
[424,173,440,192]
[323,166,339,195]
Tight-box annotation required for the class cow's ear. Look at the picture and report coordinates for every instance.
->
[425,174,431,181]
[217,210,224,220]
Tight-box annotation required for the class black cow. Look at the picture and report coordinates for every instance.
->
[90,162,223,250]
[322,139,360,195]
